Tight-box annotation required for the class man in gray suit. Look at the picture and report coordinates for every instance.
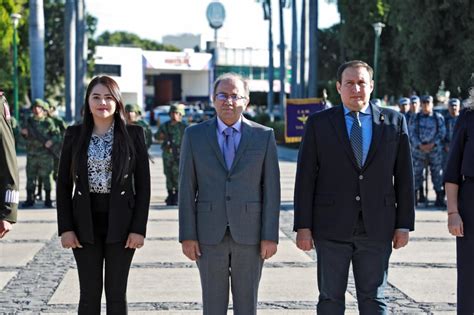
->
[179,72,281,315]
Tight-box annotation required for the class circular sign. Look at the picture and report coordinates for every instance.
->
[206,2,226,29]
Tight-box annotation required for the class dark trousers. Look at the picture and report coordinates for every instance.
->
[456,238,474,315]
[72,194,135,315]
[196,229,264,315]
[314,216,392,315]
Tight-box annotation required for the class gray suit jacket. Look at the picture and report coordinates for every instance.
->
[179,116,281,246]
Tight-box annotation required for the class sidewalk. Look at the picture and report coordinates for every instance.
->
[0,145,456,314]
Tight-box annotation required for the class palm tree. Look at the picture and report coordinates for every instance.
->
[29,0,45,101]
[75,0,87,120]
[64,0,75,121]
[307,0,318,97]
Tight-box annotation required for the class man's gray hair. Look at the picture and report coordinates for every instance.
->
[213,73,250,98]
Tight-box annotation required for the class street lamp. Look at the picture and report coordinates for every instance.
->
[11,13,21,122]
[372,22,385,99]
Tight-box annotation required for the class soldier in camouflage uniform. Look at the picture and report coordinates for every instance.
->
[125,104,153,149]
[155,104,186,205]
[20,99,61,208]
[408,95,446,207]
[0,91,19,238]
[47,103,67,182]
[443,98,461,169]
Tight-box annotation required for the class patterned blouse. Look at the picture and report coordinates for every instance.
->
[88,123,114,193]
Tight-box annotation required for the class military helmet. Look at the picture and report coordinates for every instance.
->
[169,104,185,116]
[125,104,141,114]
[33,99,49,111]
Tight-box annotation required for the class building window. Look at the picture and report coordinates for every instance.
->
[94,64,121,77]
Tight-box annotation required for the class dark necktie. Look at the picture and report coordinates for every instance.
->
[350,111,363,168]
[223,127,235,169]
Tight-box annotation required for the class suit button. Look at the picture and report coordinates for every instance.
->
[355,196,361,201]
[121,191,125,195]
[226,196,231,201]
[124,174,129,179]
[75,175,79,179]
[78,191,82,196]
[359,175,364,180]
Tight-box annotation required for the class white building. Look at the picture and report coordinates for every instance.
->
[93,46,213,111]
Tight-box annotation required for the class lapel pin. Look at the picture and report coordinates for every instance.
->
[380,114,384,121]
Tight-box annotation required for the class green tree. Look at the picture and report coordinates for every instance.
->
[95,31,180,51]
[0,0,30,103]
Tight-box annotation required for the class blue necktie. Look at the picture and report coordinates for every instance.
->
[350,111,363,168]
[223,127,235,169]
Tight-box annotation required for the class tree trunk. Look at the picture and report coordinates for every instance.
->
[75,0,87,120]
[290,0,298,98]
[64,0,76,122]
[29,0,45,101]
[299,0,307,98]
[307,0,318,97]
[278,0,286,116]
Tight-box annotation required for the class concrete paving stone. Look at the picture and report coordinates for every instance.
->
[16,209,58,221]
[132,240,190,263]
[259,267,356,303]
[390,240,455,264]
[5,222,57,240]
[0,243,45,267]
[415,210,448,221]
[49,268,202,304]
[148,209,179,221]
[0,271,16,290]
[267,239,313,263]
[410,221,452,239]
[146,221,179,238]
[127,311,357,315]
[388,267,456,303]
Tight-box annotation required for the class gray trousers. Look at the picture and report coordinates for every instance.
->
[196,229,264,315]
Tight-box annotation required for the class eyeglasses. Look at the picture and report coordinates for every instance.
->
[215,93,247,102]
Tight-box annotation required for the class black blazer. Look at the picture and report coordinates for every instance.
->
[56,124,151,244]
[294,103,415,241]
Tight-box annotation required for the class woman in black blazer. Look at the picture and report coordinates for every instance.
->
[445,90,474,314]
[57,76,150,314]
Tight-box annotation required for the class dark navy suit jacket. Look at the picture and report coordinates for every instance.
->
[294,103,415,241]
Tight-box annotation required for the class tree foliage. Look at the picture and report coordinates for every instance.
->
[0,0,30,102]
[95,31,180,51]
[334,0,474,99]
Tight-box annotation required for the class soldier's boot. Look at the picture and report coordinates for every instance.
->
[36,182,43,201]
[171,190,178,206]
[435,191,446,208]
[44,190,55,208]
[165,190,173,206]
[21,190,36,208]
[417,189,427,203]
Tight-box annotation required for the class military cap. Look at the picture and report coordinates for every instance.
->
[448,98,461,106]
[33,99,49,111]
[125,104,141,114]
[410,95,420,103]
[421,95,433,103]
[399,97,410,106]
[169,104,185,115]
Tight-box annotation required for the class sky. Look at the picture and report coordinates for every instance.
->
[85,0,340,49]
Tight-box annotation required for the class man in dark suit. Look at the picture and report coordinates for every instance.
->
[294,60,415,314]
[179,72,281,314]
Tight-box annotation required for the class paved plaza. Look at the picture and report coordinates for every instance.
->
[0,145,457,314]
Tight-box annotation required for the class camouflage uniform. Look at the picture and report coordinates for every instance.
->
[48,112,67,180]
[135,119,153,149]
[0,92,19,224]
[443,114,458,167]
[408,111,446,197]
[156,107,186,205]
[21,100,61,208]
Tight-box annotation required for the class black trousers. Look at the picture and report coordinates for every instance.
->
[72,193,135,315]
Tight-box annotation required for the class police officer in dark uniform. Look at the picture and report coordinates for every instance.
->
[0,91,19,238]
[444,91,474,314]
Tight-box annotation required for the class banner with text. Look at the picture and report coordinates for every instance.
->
[285,98,326,143]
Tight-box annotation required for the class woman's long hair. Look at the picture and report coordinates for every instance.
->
[72,76,136,184]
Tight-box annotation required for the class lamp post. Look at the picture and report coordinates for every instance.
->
[372,22,384,99]
[11,13,21,122]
